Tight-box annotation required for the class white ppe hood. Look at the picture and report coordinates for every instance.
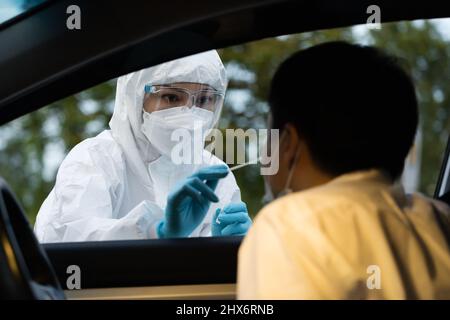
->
[109,50,228,191]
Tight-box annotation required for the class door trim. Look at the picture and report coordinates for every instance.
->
[65,283,236,300]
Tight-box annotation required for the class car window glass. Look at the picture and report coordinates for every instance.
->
[1,17,450,243]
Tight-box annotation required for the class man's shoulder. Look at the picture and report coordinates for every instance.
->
[254,179,378,237]
[409,192,450,225]
[260,181,359,215]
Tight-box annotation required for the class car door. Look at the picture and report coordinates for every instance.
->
[2,0,450,300]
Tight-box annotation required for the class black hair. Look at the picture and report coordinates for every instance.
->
[268,41,418,180]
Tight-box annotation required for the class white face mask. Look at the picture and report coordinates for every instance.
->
[141,106,214,158]
[262,177,276,205]
[262,132,301,205]
[262,159,298,205]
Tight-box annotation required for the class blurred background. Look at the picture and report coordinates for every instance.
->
[1,7,450,222]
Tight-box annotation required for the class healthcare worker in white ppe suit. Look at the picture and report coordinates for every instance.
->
[34,50,252,242]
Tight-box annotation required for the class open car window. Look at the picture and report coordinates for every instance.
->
[1,18,450,243]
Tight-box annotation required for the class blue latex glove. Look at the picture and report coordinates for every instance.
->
[212,201,252,237]
[157,165,229,238]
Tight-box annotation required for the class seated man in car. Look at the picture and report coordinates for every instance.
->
[238,41,450,299]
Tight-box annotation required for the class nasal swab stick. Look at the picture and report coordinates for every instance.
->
[229,157,261,171]
[215,158,261,225]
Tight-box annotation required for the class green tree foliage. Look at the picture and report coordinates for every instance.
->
[369,21,450,195]
[1,20,449,223]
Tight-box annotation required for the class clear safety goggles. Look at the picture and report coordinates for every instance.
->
[143,84,224,113]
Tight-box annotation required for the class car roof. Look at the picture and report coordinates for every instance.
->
[1,0,450,125]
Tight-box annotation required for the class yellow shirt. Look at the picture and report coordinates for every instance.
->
[237,170,450,299]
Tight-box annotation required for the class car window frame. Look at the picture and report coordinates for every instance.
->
[2,0,450,290]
